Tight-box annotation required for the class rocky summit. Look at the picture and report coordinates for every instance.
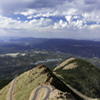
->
[0,64,76,100]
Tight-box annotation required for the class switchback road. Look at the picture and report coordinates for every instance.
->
[9,77,17,100]
[32,86,51,100]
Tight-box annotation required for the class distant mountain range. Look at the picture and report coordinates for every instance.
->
[1,37,100,58]
[33,39,100,58]
[9,37,46,45]
[0,40,4,43]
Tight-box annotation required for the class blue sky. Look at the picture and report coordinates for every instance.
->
[0,0,100,39]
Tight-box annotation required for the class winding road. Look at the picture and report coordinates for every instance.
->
[32,86,51,100]
[9,77,17,100]
[9,78,51,100]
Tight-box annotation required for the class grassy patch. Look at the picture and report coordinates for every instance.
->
[0,83,11,100]
[55,59,100,98]
[0,80,11,90]
[14,68,48,100]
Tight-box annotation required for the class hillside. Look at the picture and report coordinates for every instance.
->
[0,65,76,100]
[53,58,100,99]
[0,51,70,80]
[1,38,100,58]
[33,39,100,58]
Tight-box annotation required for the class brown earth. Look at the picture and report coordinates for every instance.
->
[54,57,75,71]
[63,62,77,70]
[0,64,77,100]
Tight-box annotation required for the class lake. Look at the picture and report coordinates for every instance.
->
[34,58,62,65]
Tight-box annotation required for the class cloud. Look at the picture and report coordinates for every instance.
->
[32,11,59,18]
[84,0,97,4]
[53,18,84,30]
[53,20,67,29]
[0,15,52,31]
[63,9,77,16]
[73,16,80,19]
[27,16,33,19]
[0,0,100,16]
[0,15,21,29]
[14,9,36,16]
[0,0,29,14]
[0,0,100,39]
[28,0,67,9]
[72,20,83,29]
[0,0,66,15]
[87,24,100,30]
[17,17,20,20]
[0,15,54,37]
[65,16,72,23]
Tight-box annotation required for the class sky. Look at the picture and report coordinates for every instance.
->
[0,0,100,39]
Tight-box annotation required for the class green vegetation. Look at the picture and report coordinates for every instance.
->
[14,68,45,100]
[0,51,71,79]
[0,82,11,100]
[0,64,75,100]
[13,65,70,100]
[81,57,100,68]
[0,80,11,90]
[55,59,100,98]
[44,66,71,92]
[0,50,71,95]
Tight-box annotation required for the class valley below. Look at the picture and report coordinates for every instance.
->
[0,38,100,100]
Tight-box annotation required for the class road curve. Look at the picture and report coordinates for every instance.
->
[32,86,51,100]
[9,77,17,100]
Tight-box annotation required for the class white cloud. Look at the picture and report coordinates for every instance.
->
[82,12,90,18]
[27,15,33,19]
[73,16,80,19]
[59,20,67,28]
[15,9,59,19]
[17,17,20,19]
[0,15,20,29]
[28,18,52,27]
[0,15,53,37]
[53,16,84,30]
[43,11,58,17]
[65,16,72,23]
[88,24,100,30]
[0,0,100,38]
[63,8,77,16]
[53,20,67,29]
[14,9,36,16]
[33,11,58,18]
[82,11,100,23]
[53,23,60,29]
[29,19,37,25]
[0,15,47,30]
[72,20,83,29]
[33,13,42,18]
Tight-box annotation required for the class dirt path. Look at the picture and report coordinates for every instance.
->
[29,85,51,100]
[7,77,17,100]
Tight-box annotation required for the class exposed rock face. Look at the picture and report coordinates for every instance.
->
[48,89,76,100]
[0,64,76,100]
[54,57,75,71]
[63,62,77,70]
[37,64,47,69]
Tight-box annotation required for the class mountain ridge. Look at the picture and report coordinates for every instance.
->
[54,58,100,99]
[0,65,76,100]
